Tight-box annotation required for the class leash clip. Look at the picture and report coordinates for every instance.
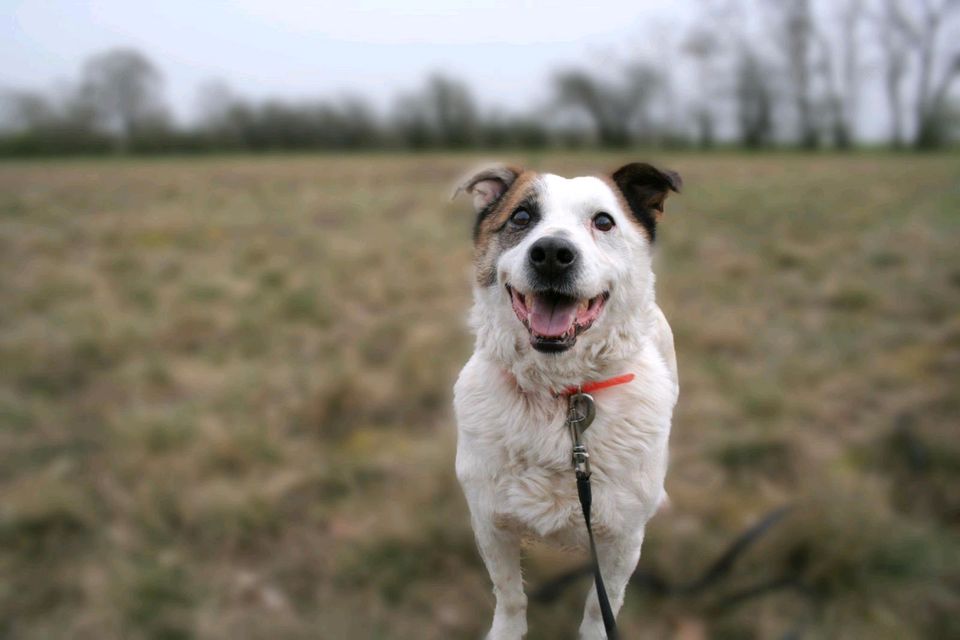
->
[572,444,591,479]
[567,390,596,478]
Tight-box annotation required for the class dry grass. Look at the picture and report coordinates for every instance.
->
[1,152,958,639]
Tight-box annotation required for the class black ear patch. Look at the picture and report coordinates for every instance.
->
[611,163,682,241]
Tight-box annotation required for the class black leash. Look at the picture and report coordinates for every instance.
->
[577,471,619,639]
[568,391,619,640]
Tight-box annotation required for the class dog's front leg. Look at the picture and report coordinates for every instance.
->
[470,514,527,640]
[577,529,644,640]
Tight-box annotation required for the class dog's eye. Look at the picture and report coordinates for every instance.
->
[593,212,615,232]
[510,208,531,227]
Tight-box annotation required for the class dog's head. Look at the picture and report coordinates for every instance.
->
[457,162,680,356]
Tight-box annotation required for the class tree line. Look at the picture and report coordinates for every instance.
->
[1,0,958,156]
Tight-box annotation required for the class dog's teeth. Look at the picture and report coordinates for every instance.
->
[578,299,588,313]
[525,294,533,308]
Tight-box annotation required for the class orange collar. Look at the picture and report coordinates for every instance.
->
[559,373,635,397]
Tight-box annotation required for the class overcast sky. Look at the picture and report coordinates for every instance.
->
[2,0,694,123]
[6,0,949,141]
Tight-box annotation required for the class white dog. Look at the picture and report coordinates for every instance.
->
[453,162,681,639]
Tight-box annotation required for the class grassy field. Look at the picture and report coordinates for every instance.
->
[1,151,958,639]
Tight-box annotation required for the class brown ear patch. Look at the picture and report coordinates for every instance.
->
[455,164,522,213]
[610,163,682,241]
[471,169,540,287]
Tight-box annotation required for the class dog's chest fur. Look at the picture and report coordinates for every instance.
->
[454,336,676,548]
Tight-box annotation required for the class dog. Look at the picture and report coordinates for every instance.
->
[453,162,681,639]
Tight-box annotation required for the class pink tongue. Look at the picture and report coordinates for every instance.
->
[529,295,578,337]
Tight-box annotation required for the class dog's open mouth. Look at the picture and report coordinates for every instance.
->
[507,285,609,353]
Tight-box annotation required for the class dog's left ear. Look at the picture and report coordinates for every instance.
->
[611,163,682,235]
[453,164,522,213]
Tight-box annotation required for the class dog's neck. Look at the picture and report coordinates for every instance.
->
[471,279,658,396]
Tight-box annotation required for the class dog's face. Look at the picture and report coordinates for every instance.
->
[459,163,680,354]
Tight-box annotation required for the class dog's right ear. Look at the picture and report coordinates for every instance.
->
[453,164,522,213]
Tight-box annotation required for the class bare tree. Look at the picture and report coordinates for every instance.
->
[195,80,236,128]
[393,74,478,149]
[553,64,664,147]
[554,70,632,147]
[424,75,478,148]
[683,29,723,148]
[623,62,667,143]
[735,48,776,147]
[816,0,866,148]
[883,0,960,148]
[80,48,168,149]
[873,1,911,147]
[392,93,433,149]
[194,80,246,148]
[767,0,819,148]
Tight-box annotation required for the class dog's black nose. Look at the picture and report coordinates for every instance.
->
[528,236,579,279]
